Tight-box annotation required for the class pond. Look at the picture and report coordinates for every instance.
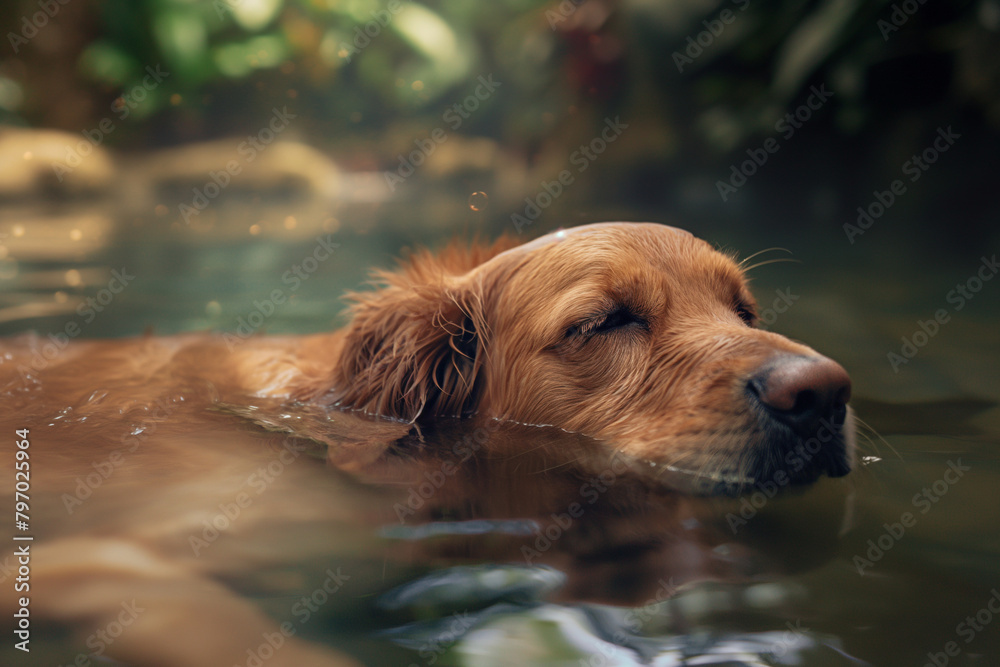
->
[1,193,998,667]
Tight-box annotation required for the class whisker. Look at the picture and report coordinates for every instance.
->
[743,257,802,273]
[739,247,792,268]
[853,415,903,462]
[853,429,877,456]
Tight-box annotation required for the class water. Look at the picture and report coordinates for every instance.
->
[1,195,998,667]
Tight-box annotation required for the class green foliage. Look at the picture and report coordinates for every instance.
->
[73,0,548,124]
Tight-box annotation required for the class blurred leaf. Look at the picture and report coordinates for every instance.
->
[214,33,290,77]
[214,42,255,77]
[119,84,169,120]
[394,4,459,62]
[0,77,24,113]
[772,0,863,101]
[319,28,350,67]
[227,0,285,31]
[246,34,291,68]
[357,46,396,97]
[393,3,473,90]
[79,41,139,86]
[153,7,209,74]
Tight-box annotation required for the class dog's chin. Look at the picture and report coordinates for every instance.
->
[741,410,856,494]
[659,410,857,497]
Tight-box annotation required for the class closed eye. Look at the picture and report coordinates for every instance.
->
[735,303,756,326]
[567,307,647,338]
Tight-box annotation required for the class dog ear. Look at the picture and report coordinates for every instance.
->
[331,266,486,421]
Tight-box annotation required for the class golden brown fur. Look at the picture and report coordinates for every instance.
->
[0,221,856,666]
[320,222,854,486]
[4,222,852,484]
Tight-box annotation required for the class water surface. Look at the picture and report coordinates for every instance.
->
[1,199,998,667]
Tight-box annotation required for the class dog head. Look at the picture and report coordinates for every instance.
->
[332,222,854,492]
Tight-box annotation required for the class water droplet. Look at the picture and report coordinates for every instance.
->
[468,191,488,212]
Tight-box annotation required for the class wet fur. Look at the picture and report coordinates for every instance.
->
[0,222,854,666]
[4,223,851,485]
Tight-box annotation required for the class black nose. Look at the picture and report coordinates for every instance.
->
[748,355,851,436]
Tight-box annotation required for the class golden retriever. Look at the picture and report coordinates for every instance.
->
[320,221,855,489]
[8,221,854,490]
[0,221,855,666]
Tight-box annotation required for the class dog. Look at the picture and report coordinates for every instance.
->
[319,221,855,490]
[0,221,855,666]
[7,221,854,491]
